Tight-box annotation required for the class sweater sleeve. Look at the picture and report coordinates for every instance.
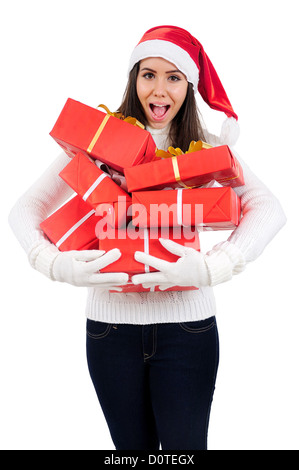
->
[205,152,287,286]
[202,130,286,284]
[225,153,287,262]
[8,152,74,278]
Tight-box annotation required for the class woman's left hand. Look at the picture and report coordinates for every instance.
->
[132,238,246,290]
[131,238,211,290]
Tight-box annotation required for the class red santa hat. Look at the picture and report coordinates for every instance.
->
[129,25,240,146]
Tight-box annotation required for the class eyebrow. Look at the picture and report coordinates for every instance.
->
[140,67,184,75]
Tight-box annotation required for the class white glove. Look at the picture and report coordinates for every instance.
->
[51,248,129,289]
[131,238,245,290]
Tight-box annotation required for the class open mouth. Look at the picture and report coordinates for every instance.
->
[149,103,170,120]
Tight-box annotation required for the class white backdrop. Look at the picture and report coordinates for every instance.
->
[1,0,298,450]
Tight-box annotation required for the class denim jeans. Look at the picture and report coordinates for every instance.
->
[86,316,219,450]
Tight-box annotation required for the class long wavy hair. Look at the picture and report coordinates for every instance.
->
[117,62,206,152]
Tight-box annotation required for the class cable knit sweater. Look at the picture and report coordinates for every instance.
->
[8,126,286,324]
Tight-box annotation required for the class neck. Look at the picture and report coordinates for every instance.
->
[146,123,171,151]
[146,123,171,134]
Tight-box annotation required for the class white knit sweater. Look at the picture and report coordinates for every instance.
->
[8,126,286,324]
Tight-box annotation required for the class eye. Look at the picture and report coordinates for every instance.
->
[142,72,155,80]
[168,75,181,82]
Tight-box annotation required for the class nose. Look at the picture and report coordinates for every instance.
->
[153,78,167,97]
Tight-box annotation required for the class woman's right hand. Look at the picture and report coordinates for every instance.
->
[52,248,129,289]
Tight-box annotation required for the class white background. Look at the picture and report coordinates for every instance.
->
[1,0,298,450]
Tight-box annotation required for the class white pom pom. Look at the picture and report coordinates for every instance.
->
[220,117,240,147]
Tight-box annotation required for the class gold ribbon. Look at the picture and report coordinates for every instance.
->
[87,104,145,155]
[171,157,193,189]
[156,140,213,159]
[87,114,110,154]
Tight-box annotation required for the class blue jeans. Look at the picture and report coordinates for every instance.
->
[86,316,219,450]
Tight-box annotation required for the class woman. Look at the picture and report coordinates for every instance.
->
[8,25,286,450]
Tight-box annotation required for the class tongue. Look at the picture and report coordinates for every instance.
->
[152,105,167,117]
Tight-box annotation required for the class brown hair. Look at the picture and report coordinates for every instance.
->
[117,62,206,152]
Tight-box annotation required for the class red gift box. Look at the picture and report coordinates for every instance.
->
[125,145,244,191]
[50,99,157,173]
[40,195,99,251]
[110,278,196,293]
[59,152,131,228]
[131,187,241,230]
[98,226,200,275]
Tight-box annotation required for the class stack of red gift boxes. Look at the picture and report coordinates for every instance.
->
[40,98,244,293]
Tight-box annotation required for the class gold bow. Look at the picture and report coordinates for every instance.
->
[87,104,145,154]
[97,104,145,129]
[156,140,213,159]
[155,140,213,189]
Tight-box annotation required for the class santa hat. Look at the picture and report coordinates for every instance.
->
[129,25,240,147]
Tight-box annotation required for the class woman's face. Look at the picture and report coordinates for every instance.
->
[136,57,189,129]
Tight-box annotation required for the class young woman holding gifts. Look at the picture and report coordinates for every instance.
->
[9,25,286,450]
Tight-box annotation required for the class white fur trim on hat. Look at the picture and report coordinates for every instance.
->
[128,39,199,92]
